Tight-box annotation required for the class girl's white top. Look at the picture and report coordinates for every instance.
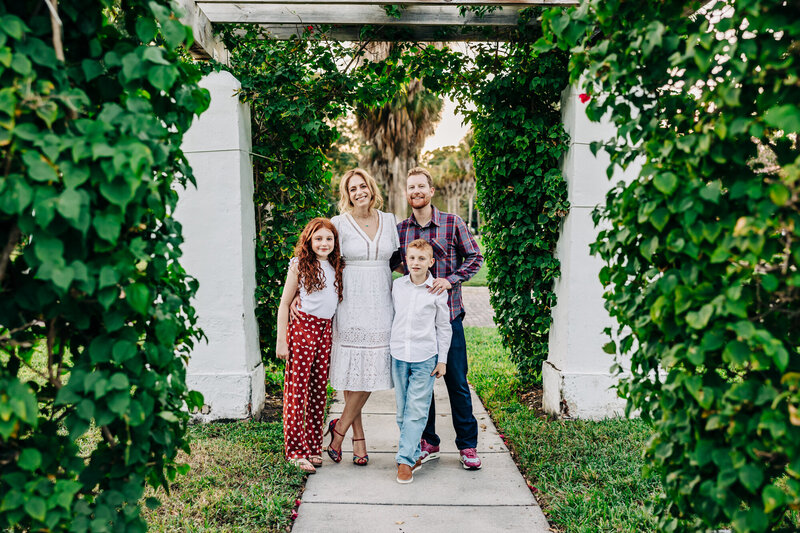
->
[291,258,338,319]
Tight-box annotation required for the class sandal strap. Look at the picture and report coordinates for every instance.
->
[352,437,365,442]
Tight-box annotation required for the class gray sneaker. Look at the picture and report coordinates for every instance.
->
[419,438,440,463]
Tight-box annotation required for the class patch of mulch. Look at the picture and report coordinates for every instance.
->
[518,384,548,419]
[258,391,284,423]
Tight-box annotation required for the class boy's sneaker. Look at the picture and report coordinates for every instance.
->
[459,448,482,470]
[419,439,440,463]
[396,459,422,484]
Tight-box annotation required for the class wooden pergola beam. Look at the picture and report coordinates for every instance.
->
[179,0,578,55]
[254,24,521,41]
[197,3,550,25]
[178,0,230,62]
[196,1,575,4]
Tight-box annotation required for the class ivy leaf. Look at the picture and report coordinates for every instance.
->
[738,464,764,493]
[17,448,42,471]
[56,189,84,223]
[653,172,678,195]
[23,497,46,522]
[99,177,135,207]
[1,15,27,40]
[686,304,713,329]
[126,283,151,315]
[22,151,57,182]
[764,104,800,133]
[148,65,178,91]
[762,484,785,513]
[723,341,749,365]
[93,212,123,243]
[768,183,790,206]
[160,19,187,49]
[649,208,669,232]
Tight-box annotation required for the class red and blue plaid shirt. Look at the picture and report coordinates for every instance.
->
[397,206,483,322]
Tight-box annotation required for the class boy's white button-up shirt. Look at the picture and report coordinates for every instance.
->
[390,273,452,364]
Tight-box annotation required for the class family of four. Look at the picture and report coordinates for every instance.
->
[276,166,483,483]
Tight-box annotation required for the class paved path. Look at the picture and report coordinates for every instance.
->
[293,379,549,532]
[462,286,496,328]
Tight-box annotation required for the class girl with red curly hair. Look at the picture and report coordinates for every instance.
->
[276,218,344,474]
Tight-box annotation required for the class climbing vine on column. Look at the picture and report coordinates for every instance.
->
[465,41,569,383]
[0,1,208,530]
[542,1,800,530]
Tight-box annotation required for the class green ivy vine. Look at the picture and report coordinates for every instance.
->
[0,1,208,530]
[542,0,800,530]
[467,42,570,383]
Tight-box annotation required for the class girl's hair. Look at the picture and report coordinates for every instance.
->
[293,218,344,302]
[338,168,384,213]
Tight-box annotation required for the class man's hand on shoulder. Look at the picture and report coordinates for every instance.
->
[428,277,452,295]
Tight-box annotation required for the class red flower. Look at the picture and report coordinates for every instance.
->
[579,93,590,104]
[307,25,313,31]
[291,509,298,520]
[295,499,302,507]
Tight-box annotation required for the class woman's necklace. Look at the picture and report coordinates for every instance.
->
[353,210,375,227]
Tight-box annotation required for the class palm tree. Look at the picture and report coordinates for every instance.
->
[427,132,476,224]
[356,77,443,219]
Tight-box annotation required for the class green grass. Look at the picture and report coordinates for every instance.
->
[466,327,660,532]
[462,235,487,287]
[142,421,305,532]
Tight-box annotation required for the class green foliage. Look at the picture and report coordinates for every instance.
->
[466,327,660,531]
[216,12,570,387]
[216,27,404,379]
[465,41,569,382]
[542,1,800,530]
[0,1,208,530]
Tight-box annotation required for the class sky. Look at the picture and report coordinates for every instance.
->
[421,97,471,154]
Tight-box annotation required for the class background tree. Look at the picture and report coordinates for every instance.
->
[357,77,443,219]
[426,132,477,224]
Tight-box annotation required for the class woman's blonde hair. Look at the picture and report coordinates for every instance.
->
[338,168,384,213]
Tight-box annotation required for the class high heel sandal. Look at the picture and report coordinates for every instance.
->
[324,418,344,463]
[352,437,369,466]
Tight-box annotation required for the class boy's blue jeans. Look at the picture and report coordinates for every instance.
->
[392,355,437,467]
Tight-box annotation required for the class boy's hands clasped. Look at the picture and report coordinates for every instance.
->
[431,362,446,379]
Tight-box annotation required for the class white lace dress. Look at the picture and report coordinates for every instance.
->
[329,211,399,391]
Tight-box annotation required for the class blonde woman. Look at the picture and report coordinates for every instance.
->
[325,168,399,466]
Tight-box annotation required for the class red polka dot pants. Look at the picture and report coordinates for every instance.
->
[283,310,332,460]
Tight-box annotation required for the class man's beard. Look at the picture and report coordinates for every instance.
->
[409,195,430,208]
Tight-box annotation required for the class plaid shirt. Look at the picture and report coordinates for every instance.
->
[397,206,483,321]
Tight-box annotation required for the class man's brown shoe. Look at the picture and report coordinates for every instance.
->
[396,463,413,484]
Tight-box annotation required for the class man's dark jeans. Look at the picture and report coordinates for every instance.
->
[421,315,478,450]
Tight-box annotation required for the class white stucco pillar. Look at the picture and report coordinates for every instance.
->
[176,71,264,421]
[542,86,641,420]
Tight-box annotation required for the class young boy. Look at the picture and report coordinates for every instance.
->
[390,239,452,484]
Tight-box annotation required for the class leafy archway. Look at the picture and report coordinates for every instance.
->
[215,6,570,387]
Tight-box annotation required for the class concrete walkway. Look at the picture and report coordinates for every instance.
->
[462,286,496,328]
[293,380,550,532]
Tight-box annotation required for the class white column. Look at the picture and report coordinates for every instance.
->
[542,86,641,420]
[176,71,264,421]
